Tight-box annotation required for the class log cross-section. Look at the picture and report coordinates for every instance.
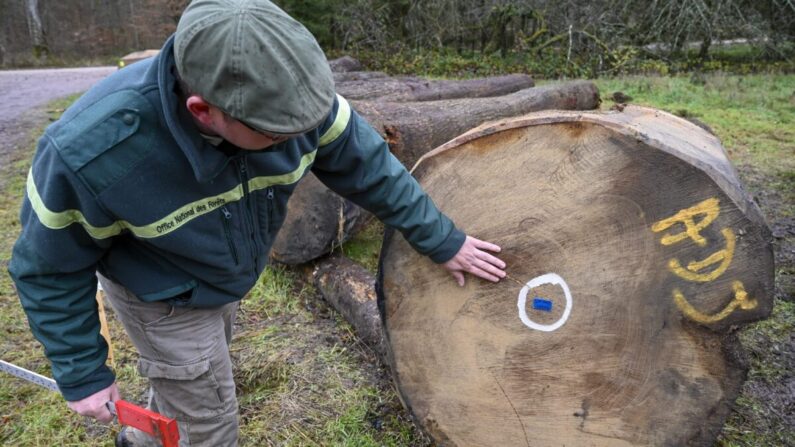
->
[378,105,774,446]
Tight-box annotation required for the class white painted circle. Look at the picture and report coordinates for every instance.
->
[517,273,573,332]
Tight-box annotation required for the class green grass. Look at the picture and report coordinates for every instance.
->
[339,220,384,274]
[595,74,795,173]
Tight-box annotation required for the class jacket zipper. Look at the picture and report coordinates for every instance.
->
[266,187,274,233]
[220,207,239,265]
[238,158,259,276]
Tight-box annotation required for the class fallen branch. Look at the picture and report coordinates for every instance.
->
[311,256,386,359]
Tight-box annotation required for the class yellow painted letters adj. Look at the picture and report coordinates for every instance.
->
[652,198,756,323]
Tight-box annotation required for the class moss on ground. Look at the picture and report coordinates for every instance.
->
[339,220,384,274]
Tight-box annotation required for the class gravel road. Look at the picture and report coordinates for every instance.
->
[0,66,116,160]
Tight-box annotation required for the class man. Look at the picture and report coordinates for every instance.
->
[9,0,506,445]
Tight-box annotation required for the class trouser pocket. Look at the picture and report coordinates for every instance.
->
[138,357,225,420]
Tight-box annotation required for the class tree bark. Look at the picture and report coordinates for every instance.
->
[379,105,774,446]
[336,74,535,102]
[312,256,386,358]
[271,81,601,265]
[333,71,390,83]
[24,0,48,57]
[270,174,370,265]
[353,80,600,167]
[328,55,363,72]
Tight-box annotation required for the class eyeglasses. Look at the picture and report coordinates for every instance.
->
[238,118,301,140]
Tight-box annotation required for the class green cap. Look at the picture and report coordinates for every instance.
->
[174,0,335,135]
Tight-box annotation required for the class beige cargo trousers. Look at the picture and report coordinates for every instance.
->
[99,274,239,446]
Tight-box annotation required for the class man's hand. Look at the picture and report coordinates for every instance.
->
[66,382,120,423]
[443,235,506,286]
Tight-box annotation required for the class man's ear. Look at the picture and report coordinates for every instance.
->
[185,95,215,128]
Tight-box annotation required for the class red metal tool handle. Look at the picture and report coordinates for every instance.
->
[110,400,180,447]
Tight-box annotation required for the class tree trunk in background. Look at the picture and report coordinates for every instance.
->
[24,0,48,57]
[354,80,600,167]
[335,74,535,102]
[379,105,774,446]
[128,0,140,49]
[166,0,190,24]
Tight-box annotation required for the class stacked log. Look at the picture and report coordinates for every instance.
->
[335,74,535,102]
[332,71,390,83]
[354,80,599,166]
[271,73,601,264]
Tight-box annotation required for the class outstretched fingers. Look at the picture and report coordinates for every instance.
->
[451,270,465,287]
[442,235,508,286]
[471,237,501,253]
[471,259,505,282]
[475,249,506,270]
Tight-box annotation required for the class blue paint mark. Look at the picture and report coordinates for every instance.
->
[532,298,553,312]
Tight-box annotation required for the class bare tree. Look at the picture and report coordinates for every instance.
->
[24,0,48,57]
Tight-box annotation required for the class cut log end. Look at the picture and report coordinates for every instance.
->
[328,55,363,72]
[270,174,369,265]
[378,105,774,446]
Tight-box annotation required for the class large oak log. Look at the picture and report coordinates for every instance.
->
[378,105,774,446]
[270,81,601,264]
[335,74,535,102]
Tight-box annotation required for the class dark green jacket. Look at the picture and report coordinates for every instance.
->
[8,36,464,401]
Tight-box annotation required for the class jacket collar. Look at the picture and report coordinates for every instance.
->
[157,35,232,183]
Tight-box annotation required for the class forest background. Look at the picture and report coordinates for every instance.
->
[1,0,794,77]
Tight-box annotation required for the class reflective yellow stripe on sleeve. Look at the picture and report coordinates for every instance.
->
[26,169,128,239]
[27,150,317,240]
[318,94,351,147]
